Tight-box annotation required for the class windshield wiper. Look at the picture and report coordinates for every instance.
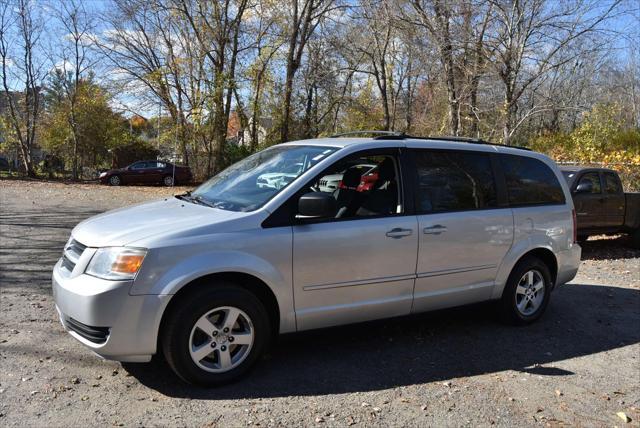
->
[175,189,191,201]
[193,195,216,208]
[175,193,216,208]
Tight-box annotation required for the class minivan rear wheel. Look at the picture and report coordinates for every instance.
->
[161,284,271,386]
[499,256,552,325]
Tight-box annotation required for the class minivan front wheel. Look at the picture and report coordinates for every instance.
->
[499,256,552,325]
[188,306,254,373]
[161,285,271,386]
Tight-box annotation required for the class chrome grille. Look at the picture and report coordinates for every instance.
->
[62,239,86,272]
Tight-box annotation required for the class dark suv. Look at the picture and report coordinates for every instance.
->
[99,160,192,186]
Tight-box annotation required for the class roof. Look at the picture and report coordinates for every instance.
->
[559,165,617,173]
[281,136,542,158]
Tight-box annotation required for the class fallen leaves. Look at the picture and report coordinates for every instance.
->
[616,412,631,423]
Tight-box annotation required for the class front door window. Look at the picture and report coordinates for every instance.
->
[304,153,402,219]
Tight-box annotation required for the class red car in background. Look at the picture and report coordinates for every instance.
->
[99,160,192,186]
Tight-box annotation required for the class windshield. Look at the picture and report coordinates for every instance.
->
[191,145,338,212]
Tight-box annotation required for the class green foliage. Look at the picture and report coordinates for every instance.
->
[0,116,17,152]
[223,142,254,168]
[340,79,385,132]
[112,139,160,168]
[530,103,640,190]
[39,77,135,177]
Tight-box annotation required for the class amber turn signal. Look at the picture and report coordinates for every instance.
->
[111,254,145,274]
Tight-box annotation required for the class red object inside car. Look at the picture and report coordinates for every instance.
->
[338,171,379,192]
[357,172,379,192]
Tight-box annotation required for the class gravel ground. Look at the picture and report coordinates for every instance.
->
[1,179,639,427]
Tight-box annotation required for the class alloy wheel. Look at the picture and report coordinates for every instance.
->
[514,269,545,316]
[188,306,254,373]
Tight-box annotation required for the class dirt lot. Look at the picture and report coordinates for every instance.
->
[1,179,639,427]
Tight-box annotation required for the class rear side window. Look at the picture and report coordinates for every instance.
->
[130,162,147,169]
[500,155,565,206]
[414,150,498,213]
[603,172,622,194]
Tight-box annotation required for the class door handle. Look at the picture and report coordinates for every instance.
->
[385,228,413,238]
[423,225,447,235]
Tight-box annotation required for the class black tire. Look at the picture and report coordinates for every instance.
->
[499,256,553,325]
[632,229,640,249]
[109,175,121,186]
[163,175,175,186]
[161,284,271,386]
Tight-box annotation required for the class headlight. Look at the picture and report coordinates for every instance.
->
[86,247,147,280]
[99,172,107,178]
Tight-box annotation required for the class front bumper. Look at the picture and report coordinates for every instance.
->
[52,259,171,362]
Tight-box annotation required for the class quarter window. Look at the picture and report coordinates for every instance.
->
[500,155,565,205]
[414,150,498,213]
[603,172,622,194]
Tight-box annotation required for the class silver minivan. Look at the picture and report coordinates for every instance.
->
[52,135,581,385]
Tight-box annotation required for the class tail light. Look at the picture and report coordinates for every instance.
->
[572,208,577,244]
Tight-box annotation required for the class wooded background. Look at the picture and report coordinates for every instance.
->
[1,0,638,186]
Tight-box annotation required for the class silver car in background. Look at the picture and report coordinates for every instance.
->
[52,135,581,386]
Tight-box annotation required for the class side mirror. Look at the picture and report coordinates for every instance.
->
[575,182,593,193]
[296,192,337,219]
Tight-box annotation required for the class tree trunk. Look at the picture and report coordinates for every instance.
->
[443,55,459,136]
[250,77,263,150]
[303,84,314,138]
[503,100,517,145]
[281,59,296,143]
[469,75,480,137]
[212,75,227,174]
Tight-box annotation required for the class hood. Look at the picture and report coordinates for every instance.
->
[72,197,245,247]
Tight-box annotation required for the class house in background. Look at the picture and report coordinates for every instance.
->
[227,111,273,148]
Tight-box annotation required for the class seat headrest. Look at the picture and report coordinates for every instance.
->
[377,158,395,182]
[341,167,362,188]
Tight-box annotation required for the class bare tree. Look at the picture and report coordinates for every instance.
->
[407,0,461,135]
[173,0,249,173]
[358,0,395,130]
[0,0,45,176]
[52,0,95,179]
[486,0,622,144]
[97,0,192,164]
[245,3,281,149]
[279,0,336,143]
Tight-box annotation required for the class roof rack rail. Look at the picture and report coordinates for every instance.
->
[330,130,403,138]
[372,134,532,151]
